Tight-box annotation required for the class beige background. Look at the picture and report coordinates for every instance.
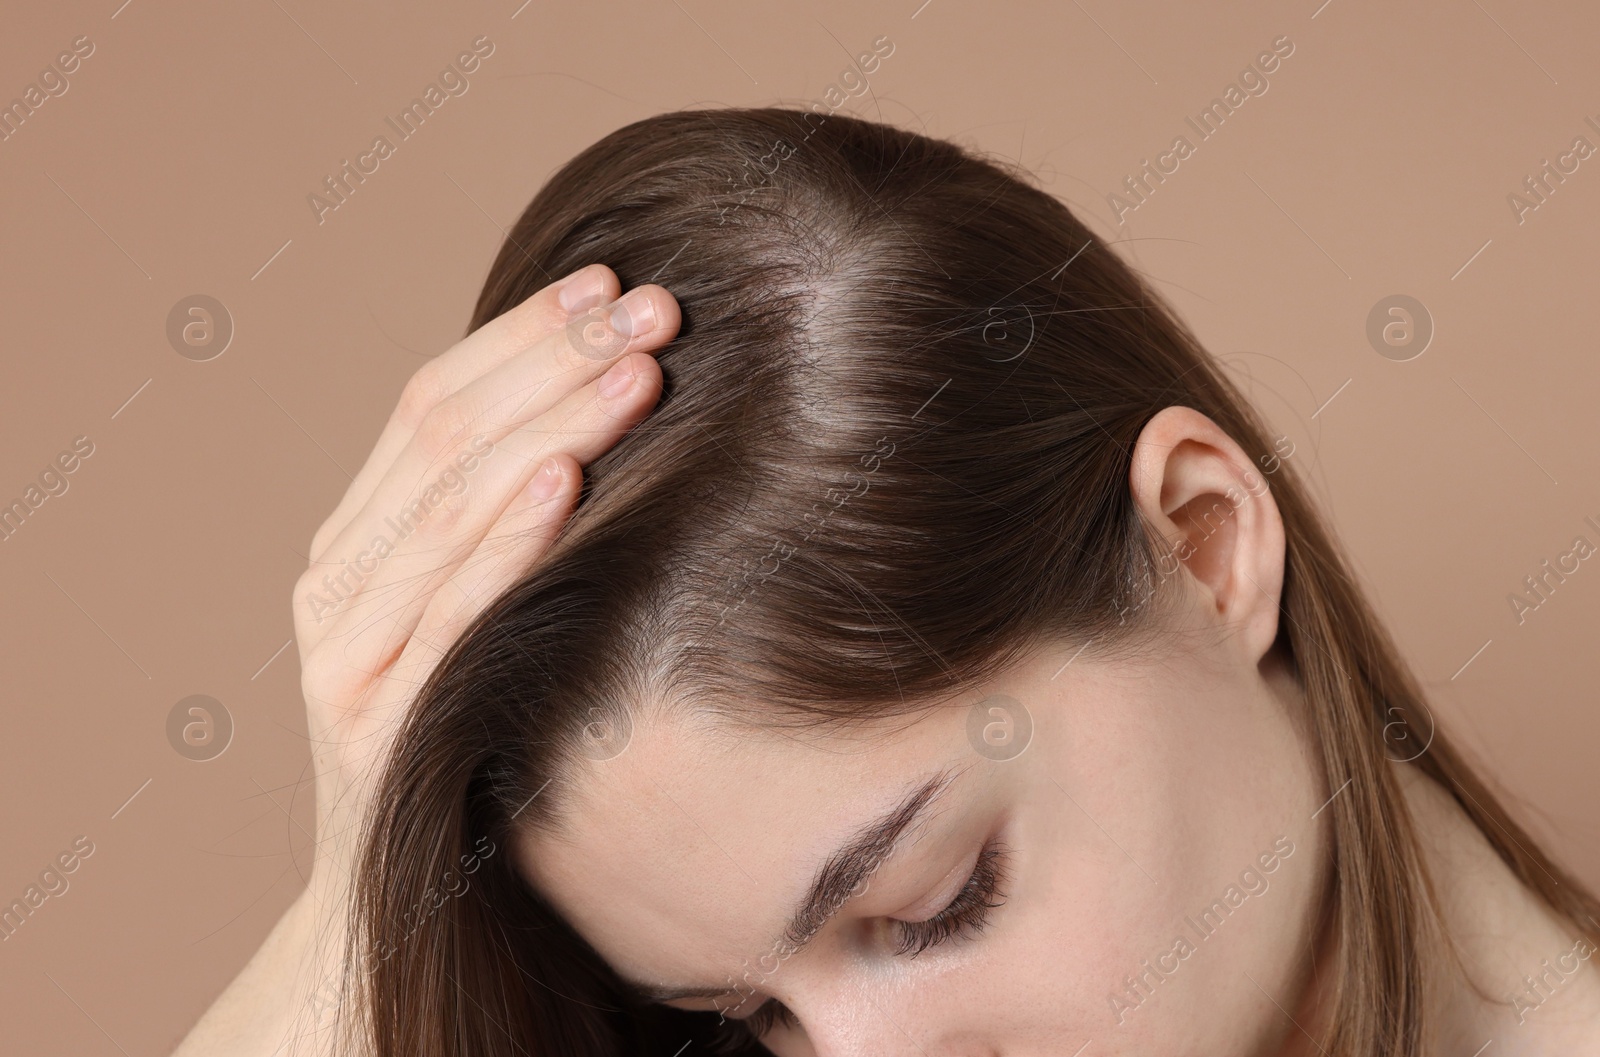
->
[2,0,1597,1052]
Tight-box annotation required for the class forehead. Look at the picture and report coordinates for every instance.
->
[514,704,956,991]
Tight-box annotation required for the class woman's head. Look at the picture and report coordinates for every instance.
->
[346,106,1597,1056]
[520,546,1328,1055]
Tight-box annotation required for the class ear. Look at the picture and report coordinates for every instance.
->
[1127,406,1286,665]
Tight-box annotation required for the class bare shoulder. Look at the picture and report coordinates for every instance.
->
[1393,763,1600,1054]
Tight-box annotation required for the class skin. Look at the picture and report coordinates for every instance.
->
[170,264,1600,1056]
[1405,764,1600,1056]
[170,263,682,1057]
[517,411,1600,1055]
[520,409,1331,1055]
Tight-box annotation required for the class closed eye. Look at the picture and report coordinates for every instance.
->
[711,841,1011,1046]
[890,839,1009,957]
[739,996,798,1038]
[707,996,798,1051]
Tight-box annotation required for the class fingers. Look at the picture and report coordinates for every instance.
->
[295,265,676,870]
[398,453,581,673]
[307,263,620,565]
[311,281,678,577]
[300,346,664,683]
[302,457,584,875]
[294,277,678,663]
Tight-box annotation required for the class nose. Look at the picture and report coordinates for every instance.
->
[771,992,995,1057]
[781,1006,922,1057]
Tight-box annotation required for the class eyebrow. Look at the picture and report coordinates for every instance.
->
[621,765,963,1005]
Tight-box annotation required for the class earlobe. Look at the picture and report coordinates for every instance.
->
[1127,406,1286,663]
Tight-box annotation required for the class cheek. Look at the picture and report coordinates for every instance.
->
[984,685,1319,1048]
[993,804,1313,1049]
[913,786,1181,1039]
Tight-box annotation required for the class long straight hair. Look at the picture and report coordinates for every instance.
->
[337,106,1600,1056]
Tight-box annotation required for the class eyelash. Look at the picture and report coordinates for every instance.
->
[737,997,798,1041]
[717,841,1011,1043]
[891,839,1009,958]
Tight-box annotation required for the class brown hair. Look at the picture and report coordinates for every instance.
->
[337,106,1600,1056]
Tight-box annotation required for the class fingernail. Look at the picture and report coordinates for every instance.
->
[607,290,655,338]
[528,457,562,502]
[558,267,609,314]
[599,357,638,398]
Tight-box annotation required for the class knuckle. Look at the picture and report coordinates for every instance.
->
[396,363,452,430]
[308,523,336,564]
[496,294,565,351]
[293,566,346,632]
[411,480,472,540]
[412,398,481,464]
[294,566,317,604]
[300,647,365,709]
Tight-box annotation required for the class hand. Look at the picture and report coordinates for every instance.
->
[295,264,679,900]
[169,264,679,1057]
